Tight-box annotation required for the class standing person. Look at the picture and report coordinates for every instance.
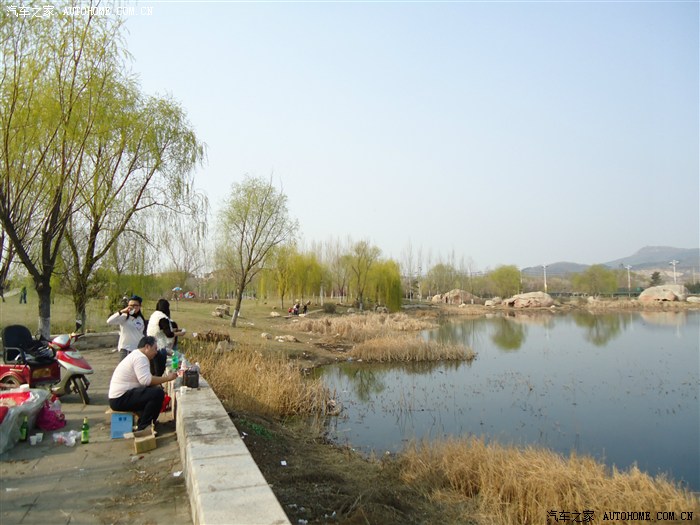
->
[19,286,27,304]
[108,336,177,431]
[107,295,147,361]
[147,299,185,376]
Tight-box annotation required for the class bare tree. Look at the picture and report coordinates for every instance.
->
[325,236,352,301]
[401,240,416,301]
[217,176,297,327]
[153,190,209,280]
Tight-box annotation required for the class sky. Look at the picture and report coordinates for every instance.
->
[119,0,699,271]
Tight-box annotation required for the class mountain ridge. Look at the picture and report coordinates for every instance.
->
[521,246,699,277]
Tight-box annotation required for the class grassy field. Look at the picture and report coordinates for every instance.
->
[0,294,267,337]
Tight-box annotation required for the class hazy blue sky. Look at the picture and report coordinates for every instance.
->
[122,1,699,270]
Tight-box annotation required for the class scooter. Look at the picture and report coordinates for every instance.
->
[46,333,94,405]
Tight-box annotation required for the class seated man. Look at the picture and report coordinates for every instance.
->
[108,335,178,431]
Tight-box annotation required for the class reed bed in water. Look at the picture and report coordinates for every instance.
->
[349,335,475,363]
[398,437,700,525]
[297,312,437,343]
[181,341,331,418]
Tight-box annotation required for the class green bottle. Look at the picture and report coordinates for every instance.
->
[19,415,28,442]
[81,417,89,444]
[172,351,179,371]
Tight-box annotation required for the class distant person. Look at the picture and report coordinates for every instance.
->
[302,301,309,315]
[147,299,185,376]
[19,286,27,304]
[107,295,147,361]
[108,336,178,431]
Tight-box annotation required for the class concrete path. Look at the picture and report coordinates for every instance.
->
[0,348,192,525]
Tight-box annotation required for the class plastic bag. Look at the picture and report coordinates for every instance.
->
[53,430,80,446]
[161,393,171,413]
[36,399,66,431]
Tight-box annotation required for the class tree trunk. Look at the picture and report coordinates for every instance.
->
[36,281,52,339]
[75,290,88,333]
[230,293,243,327]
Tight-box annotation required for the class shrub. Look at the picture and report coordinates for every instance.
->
[322,303,337,314]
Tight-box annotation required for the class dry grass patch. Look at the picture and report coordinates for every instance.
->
[350,335,475,363]
[296,312,437,343]
[181,340,331,418]
[398,437,699,525]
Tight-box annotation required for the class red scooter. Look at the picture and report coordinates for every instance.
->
[0,325,94,405]
[46,333,94,405]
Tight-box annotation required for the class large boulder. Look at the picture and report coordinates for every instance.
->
[639,285,688,303]
[445,289,480,304]
[504,291,554,308]
[431,289,480,304]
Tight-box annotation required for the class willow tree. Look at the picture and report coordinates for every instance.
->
[269,244,296,308]
[289,251,323,304]
[0,9,123,337]
[348,240,381,310]
[1,7,205,335]
[369,259,402,311]
[489,265,521,298]
[572,264,618,296]
[61,90,206,328]
[217,176,297,327]
[0,229,15,302]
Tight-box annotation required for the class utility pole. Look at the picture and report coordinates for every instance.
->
[542,265,548,294]
[670,260,679,284]
[625,265,632,295]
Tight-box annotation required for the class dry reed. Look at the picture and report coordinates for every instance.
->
[296,312,438,343]
[350,335,476,363]
[182,341,331,418]
[398,437,700,525]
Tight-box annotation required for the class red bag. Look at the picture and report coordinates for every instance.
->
[36,400,66,430]
[161,394,171,413]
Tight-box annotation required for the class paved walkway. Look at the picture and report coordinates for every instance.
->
[0,348,192,525]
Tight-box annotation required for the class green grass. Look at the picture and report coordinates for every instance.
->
[0,294,108,333]
[0,292,247,334]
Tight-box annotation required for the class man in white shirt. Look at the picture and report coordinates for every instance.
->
[108,336,178,430]
[106,295,147,361]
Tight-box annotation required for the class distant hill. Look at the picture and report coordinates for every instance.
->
[521,246,699,276]
[521,262,588,277]
[603,246,699,270]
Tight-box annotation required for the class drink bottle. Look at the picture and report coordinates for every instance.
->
[81,417,89,444]
[19,416,28,442]
[172,350,179,371]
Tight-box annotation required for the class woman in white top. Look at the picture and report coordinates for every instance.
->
[147,299,185,376]
[106,295,147,361]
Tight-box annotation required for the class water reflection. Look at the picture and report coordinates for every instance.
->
[318,311,700,490]
[640,311,687,327]
[571,312,631,346]
[490,317,526,350]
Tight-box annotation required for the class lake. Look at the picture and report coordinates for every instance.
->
[316,310,700,490]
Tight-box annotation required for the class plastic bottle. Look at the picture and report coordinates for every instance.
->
[19,415,28,442]
[81,417,89,444]
[171,350,179,371]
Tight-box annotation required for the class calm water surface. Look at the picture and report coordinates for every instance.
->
[316,310,700,489]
